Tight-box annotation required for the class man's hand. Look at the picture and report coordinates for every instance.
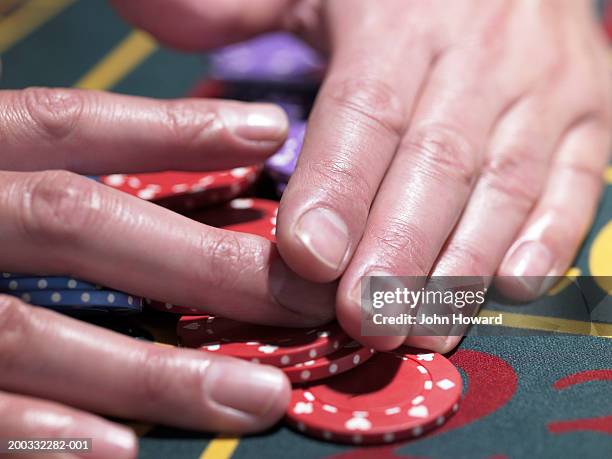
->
[115,0,611,351]
[0,87,339,454]
[0,296,290,459]
[0,88,336,326]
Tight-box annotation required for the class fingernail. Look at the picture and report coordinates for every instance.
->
[99,425,138,459]
[295,207,349,271]
[349,271,393,317]
[504,240,553,295]
[269,257,336,324]
[207,360,287,417]
[355,271,412,337]
[349,282,363,311]
[65,421,136,459]
[222,104,288,142]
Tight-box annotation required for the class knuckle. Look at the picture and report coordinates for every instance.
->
[439,243,492,275]
[482,148,545,208]
[325,77,405,138]
[162,101,218,150]
[0,295,33,375]
[137,348,187,407]
[199,231,248,293]
[401,124,480,189]
[559,160,603,185]
[20,87,85,141]
[541,54,569,85]
[19,171,105,245]
[370,217,430,275]
[305,158,372,222]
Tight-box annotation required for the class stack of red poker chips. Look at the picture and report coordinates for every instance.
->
[177,315,375,384]
[100,167,259,212]
[286,349,462,445]
[144,195,463,445]
[177,314,462,444]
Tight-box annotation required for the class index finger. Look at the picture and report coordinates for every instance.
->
[276,18,434,282]
[0,171,335,326]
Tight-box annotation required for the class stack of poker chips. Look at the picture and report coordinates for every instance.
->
[177,314,462,445]
[265,121,306,197]
[195,32,324,106]
[149,199,463,445]
[190,32,319,195]
[0,273,143,314]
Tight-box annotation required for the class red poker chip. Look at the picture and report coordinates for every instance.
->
[286,349,462,445]
[282,342,375,383]
[188,197,277,241]
[101,167,259,210]
[178,316,351,367]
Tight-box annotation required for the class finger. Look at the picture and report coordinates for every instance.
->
[0,88,288,173]
[110,0,292,50]
[277,12,435,282]
[431,96,572,275]
[406,95,571,352]
[0,171,336,326]
[496,118,611,300]
[0,295,291,434]
[0,391,137,459]
[336,47,529,350]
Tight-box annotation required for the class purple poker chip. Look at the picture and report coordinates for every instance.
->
[272,99,307,121]
[276,181,287,197]
[210,32,325,84]
[265,121,306,182]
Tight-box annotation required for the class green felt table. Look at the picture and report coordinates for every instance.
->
[1,1,610,458]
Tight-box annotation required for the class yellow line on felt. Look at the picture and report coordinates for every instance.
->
[604,165,612,185]
[478,309,612,338]
[547,267,581,296]
[0,0,75,53]
[199,436,240,459]
[74,30,156,90]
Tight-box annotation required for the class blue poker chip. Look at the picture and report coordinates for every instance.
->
[7,289,143,314]
[0,276,100,291]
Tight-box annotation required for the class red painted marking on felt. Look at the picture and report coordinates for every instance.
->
[326,350,518,459]
[553,369,612,390]
[548,416,612,435]
[548,370,612,435]
[438,350,517,433]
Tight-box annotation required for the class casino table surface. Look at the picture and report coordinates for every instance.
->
[1,1,611,458]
